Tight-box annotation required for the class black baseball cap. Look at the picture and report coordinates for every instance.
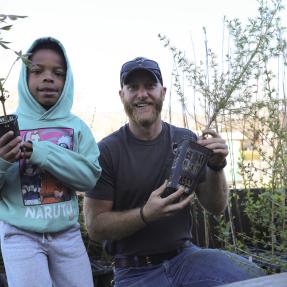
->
[120,57,163,87]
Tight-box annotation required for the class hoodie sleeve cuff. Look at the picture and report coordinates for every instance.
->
[29,141,48,167]
[0,157,13,172]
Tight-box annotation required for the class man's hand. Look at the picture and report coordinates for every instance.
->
[197,129,228,166]
[142,181,193,223]
[0,131,22,163]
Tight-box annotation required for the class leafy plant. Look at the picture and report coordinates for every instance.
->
[159,0,284,131]
[160,0,287,273]
[0,14,29,117]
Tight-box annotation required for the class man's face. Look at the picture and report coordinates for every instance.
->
[120,70,166,127]
[28,49,66,109]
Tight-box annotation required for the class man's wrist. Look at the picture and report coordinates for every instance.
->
[140,204,148,225]
[207,158,227,172]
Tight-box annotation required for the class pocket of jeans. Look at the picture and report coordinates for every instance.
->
[115,266,142,286]
[115,267,133,279]
[115,265,159,287]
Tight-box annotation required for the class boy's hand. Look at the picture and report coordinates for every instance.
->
[20,141,33,160]
[0,131,22,162]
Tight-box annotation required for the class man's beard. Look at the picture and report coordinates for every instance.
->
[123,96,163,127]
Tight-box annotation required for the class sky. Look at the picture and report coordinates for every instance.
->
[0,0,285,118]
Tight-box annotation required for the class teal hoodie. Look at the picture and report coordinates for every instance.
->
[0,37,101,233]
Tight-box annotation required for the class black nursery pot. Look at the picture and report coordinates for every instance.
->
[0,114,20,138]
[163,138,213,197]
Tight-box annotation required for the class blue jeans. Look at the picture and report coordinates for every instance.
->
[114,244,265,287]
[0,222,94,287]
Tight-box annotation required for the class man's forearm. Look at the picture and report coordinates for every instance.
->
[86,208,146,241]
[196,168,229,215]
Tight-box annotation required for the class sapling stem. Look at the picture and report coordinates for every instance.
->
[0,83,7,117]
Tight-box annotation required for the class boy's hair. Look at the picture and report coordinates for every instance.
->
[29,40,67,71]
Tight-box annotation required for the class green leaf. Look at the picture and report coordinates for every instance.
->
[0,14,7,21]
[0,42,10,49]
[15,50,22,56]
[7,15,27,20]
[0,25,12,31]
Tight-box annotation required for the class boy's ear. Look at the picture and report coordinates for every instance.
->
[119,89,124,103]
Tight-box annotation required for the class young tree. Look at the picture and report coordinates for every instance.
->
[0,14,28,138]
[0,14,28,117]
[160,0,287,272]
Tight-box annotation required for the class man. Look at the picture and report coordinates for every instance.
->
[84,57,264,287]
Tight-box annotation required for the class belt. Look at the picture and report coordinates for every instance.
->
[114,242,190,268]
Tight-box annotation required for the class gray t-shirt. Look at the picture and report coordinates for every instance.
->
[86,122,204,256]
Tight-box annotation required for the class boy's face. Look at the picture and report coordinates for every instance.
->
[28,49,66,109]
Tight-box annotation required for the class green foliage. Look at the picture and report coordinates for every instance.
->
[160,0,287,273]
[0,13,29,116]
[159,0,284,130]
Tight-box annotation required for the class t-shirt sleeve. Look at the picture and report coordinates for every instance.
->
[85,142,115,201]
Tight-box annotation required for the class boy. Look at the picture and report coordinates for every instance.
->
[0,37,101,287]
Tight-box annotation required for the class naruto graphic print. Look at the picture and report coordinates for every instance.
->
[20,128,74,206]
